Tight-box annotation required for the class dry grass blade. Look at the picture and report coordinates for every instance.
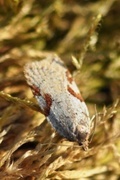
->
[0,91,42,112]
[0,0,120,179]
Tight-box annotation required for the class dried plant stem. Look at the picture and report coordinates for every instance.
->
[0,91,42,113]
[72,14,102,69]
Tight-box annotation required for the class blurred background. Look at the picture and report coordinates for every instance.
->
[0,0,120,179]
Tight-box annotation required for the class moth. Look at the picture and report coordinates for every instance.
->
[24,55,91,150]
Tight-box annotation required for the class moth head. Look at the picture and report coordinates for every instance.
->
[75,124,90,150]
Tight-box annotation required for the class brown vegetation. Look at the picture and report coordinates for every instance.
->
[0,0,120,179]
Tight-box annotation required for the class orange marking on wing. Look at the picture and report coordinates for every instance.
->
[44,93,52,116]
[67,85,84,102]
[30,85,41,96]
[66,70,73,84]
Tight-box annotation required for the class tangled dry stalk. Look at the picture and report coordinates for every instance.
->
[0,0,120,179]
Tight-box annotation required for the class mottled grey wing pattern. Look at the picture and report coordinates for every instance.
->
[24,55,91,150]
